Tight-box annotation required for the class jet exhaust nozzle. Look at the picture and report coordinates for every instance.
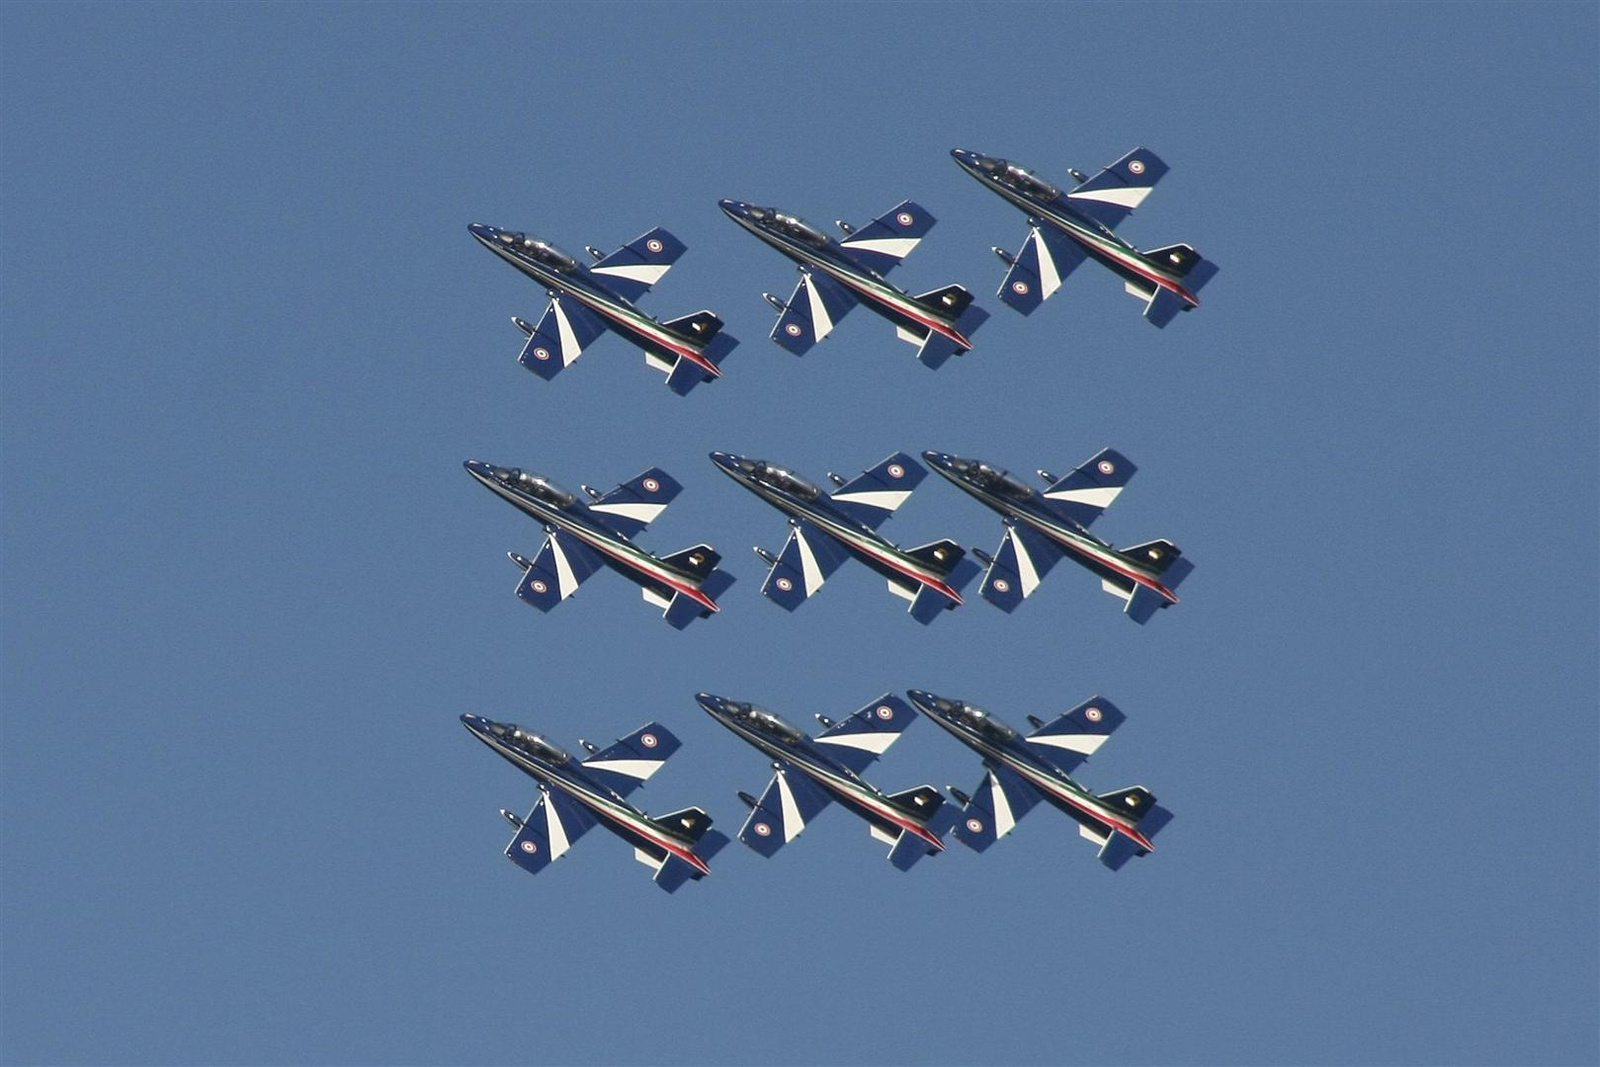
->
[762,292,788,312]
[500,809,524,830]
[993,246,1015,266]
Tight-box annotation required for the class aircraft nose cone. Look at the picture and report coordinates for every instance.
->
[921,450,952,470]
[468,223,495,242]
[709,450,737,470]
[695,692,726,713]
[464,459,491,478]
[718,199,748,218]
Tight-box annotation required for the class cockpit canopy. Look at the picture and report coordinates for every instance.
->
[495,231,578,271]
[738,459,821,500]
[497,467,577,508]
[956,703,1016,741]
[725,701,806,743]
[487,722,573,764]
[947,457,1034,501]
[771,213,829,248]
[975,156,1060,200]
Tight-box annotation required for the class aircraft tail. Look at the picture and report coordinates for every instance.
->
[1118,539,1186,578]
[1138,245,1216,328]
[901,539,980,623]
[882,786,957,870]
[1092,788,1173,871]
[660,313,737,395]
[899,286,990,369]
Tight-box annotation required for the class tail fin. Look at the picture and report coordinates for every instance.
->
[904,539,965,576]
[662,310,724,342]
[650,806,715,844]
[914,283,974,318]
[660,544,722,581]
[1094,789,1172,871]
[1142,243,1206,280]
[661,314,737,396]
[1119,539,1184,577]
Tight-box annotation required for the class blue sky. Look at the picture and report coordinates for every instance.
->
[2,3,1595,1064]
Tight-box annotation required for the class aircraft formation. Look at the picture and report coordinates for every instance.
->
[459,145,1212,891]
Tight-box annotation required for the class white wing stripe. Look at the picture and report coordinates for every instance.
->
[1027,733,1109,756]
[815,732,897,754]
[1033,228,1063,299]
[590,501,668,525]
[989,771,1016,838]
[832,489,912,512]
[795,528,825,595]
[1044,485,1124,508]
[591,263,670,285]
[777,774,804,842]
[842,236,918,259]
[548,537,580,599]
[1009,527,1042,598]
[804,276,835,340]
[583,757,666,781]
[552,301,583,366]
[1069,186,1153,209]
[545,798,572,859]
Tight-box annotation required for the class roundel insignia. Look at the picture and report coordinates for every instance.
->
[520,840,538,854]
[753,821,772,837]
[875,705,894,721]
[1098,459,1115,474]
[887,463,905,479]
[1128,159,1146,175]
[774,576,794,592]
[992,578,1011,594]
[642,477,660,492]
[530,579,549,594]
[1012,280,1029,295]
[896,211,914,227]
[1085,706,1103,723]
[785,323,803,337]
[966,818,984,833]
[640,733,658,748]
[646,238,664,253]
[532,347,551,361]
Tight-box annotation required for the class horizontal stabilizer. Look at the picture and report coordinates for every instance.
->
[1143,287,1187,329]
[652,853,701,893]
[1124,584,1167,624]
[913,300,990,369]
[661,329,737,397]
[887,827,938,871]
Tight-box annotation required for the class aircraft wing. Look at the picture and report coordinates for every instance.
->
[812,693,917,774]
[579,721,682,798]
[516,296,609,380]
[584,467,683,539]
[980,520,1066,613]
[586,226,687,303]
[998,224,1087,315]
[505,788,598,875]
[738,764,832,857]
[837,199,935,276]
[760,519,851,611]
[1023,696,1125,775]
[513,530,605,612]
[951,762,1043,853]
[1064,146,1170,231]
[828,451,927,530]
[771,269,857,355]
[1041,448,1136,528]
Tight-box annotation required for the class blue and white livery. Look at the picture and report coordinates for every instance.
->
[696,693,957,870]
[950,147,1217,328]
[710,450,978,624]
[465,460,734,628]
[905,691,1172,870]
[469,222,736,394]
[719,199,990,369]
[461,714,728,893]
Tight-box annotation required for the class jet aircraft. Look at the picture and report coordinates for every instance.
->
[905,690,1172,871]
[949,147,1217,327]
[922,448,1191,623]
[718,199,989,369]
[696,692,957,870]
[709,450,978,624]
[464,460,734,628]
[468,222,737,394]
[460,714,729,892]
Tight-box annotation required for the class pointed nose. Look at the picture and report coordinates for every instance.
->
[468,223,495,243]
[464,459,494,480]
[708,451,739,471]
[921,450,953,470]
[718,199,751,219]
[695,692,727,714]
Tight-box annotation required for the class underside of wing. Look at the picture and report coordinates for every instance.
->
[770,270,858,355]
[586,226,687,303]
[760,520,851,611]
[828,451,926,529]
[516,297,609,380]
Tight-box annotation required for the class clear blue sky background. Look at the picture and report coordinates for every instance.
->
[3,3,1596,1065]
